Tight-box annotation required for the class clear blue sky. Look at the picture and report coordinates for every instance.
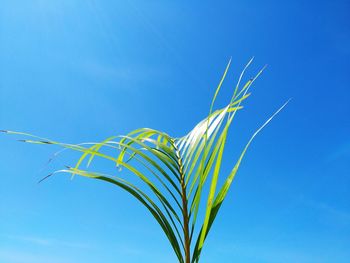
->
[0,1,349,262]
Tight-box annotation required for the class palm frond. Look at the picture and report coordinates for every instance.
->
[2,59,289,263]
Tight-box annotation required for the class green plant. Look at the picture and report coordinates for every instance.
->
[2,59,288,263]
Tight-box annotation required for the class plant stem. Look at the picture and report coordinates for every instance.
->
[174,140,191,263]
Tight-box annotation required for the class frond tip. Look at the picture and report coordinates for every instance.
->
[2,59,289,263]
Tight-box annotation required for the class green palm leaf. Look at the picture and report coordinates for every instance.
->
[2,59,289,263]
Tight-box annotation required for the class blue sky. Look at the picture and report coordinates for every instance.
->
[0,0,349,262]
